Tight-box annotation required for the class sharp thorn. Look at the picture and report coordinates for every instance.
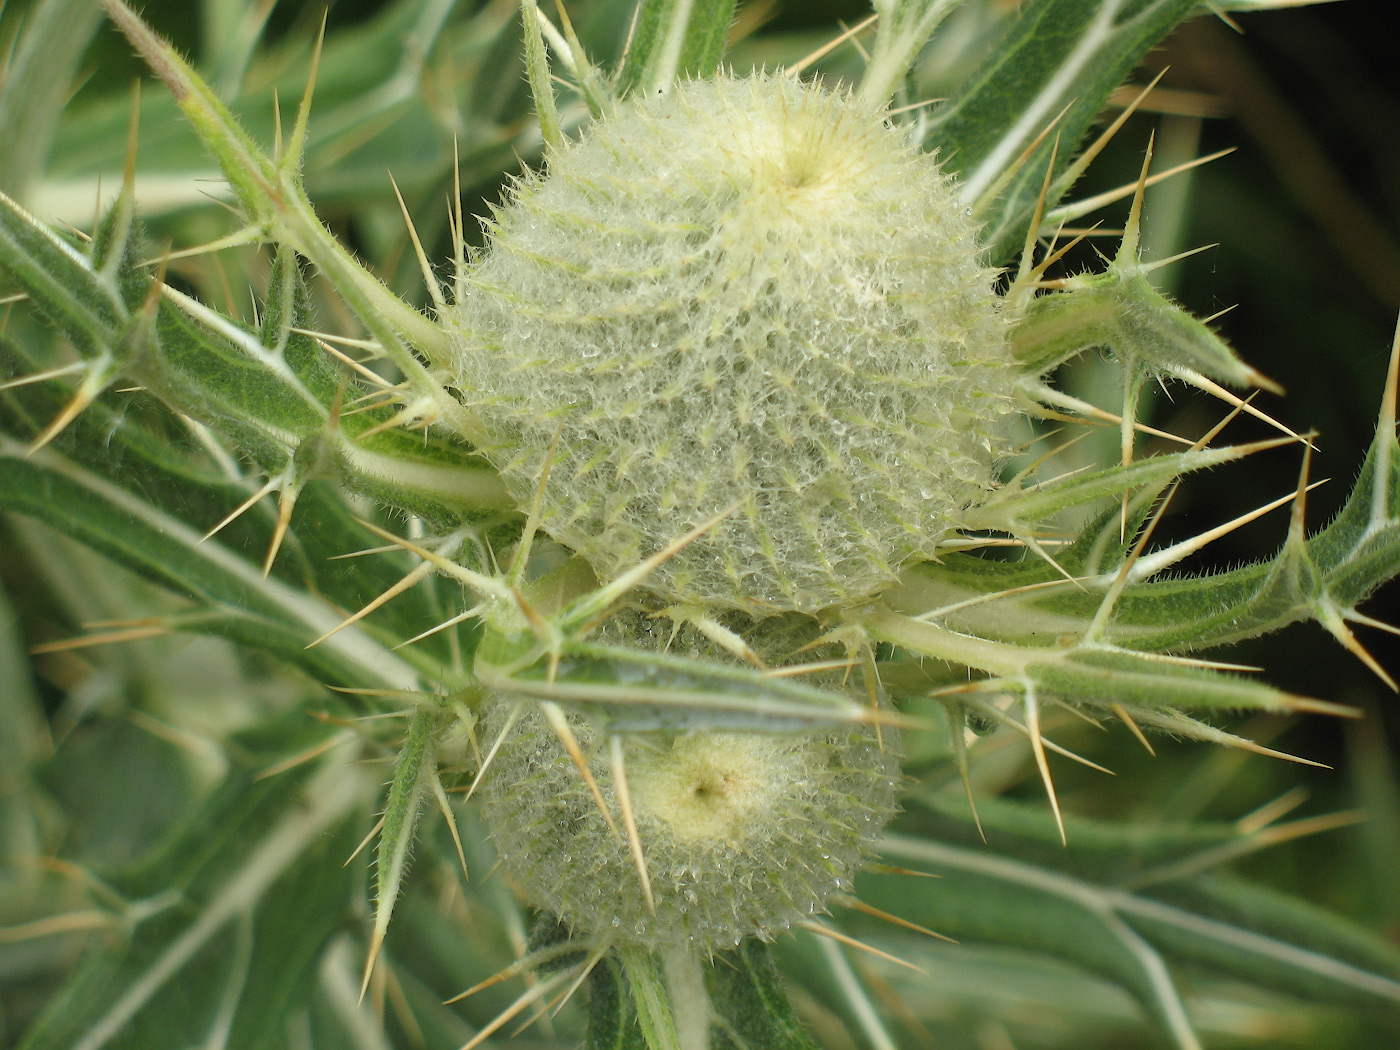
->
[1110,702,1156,756]
[345,815,386,869]
[261,483,299,577]
[1023,690,1067,846]
[538,701,622,844]
[305,559,436,648]
[796,920,930,976]
[609,735,654,913]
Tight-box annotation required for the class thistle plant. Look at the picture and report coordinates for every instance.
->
[3,1,1400,1049]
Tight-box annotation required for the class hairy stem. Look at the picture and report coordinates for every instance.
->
[664,947,713,1050]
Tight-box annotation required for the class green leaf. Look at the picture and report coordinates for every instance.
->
[870,423,1386,729]
[887,358,1400,668]
[1011,266,1269,389]
[522,0,565,149]
[963,440,1271,532]
[929,0,1200,262]
[97,0,467,403]
[0,188,508,522]
[617,948,681,1050]
[866,807,1400,1049]
[706,942,820,1050]
[1125,874,1400,1013]
[367,705,439,983]
[589,952,652,1050]
[0,189,130,361]
[857,0,963,108]
[0,438,422,690]
[39,0,525,228]
[16,732,375,1050]
[477,634,873,733]
[0,579,45,872]
[614,0,740,97]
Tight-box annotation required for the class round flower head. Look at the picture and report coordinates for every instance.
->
[480,699,900,951]
[450,74,1014,614]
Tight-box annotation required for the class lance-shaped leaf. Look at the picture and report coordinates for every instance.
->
[0,436,424,690]
[477,634,877,734]
[1011,265,1270,390]
[859,604,1341,740]
[617,948,682,1050]
[893,331,1400,664]
[1,347,485,675]
[363,706,440,995]
[98,0,475,433]
[963,439,1281,533]
[0,189,131,361]
[851,799,1400,1047]
[614,0,739,98]
[705,941,821,1050]
[929,0,1200,262]
[589,951,651,1050]
[0,189,509,522]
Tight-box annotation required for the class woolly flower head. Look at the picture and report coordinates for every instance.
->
[480,686,899,951]
[450,73,1015,614]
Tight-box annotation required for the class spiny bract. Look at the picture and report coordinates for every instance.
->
[449,73,1015,615]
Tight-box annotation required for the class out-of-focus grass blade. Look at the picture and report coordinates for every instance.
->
[0,581,45,875]
[0,0,104,204]
[15,731,374,1050]
[861,804,1400,1045]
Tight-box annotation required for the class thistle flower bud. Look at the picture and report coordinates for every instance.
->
[480,701,899,951]
[450,74,1014,614]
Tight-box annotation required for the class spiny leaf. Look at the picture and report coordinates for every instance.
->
[363,705,440,998]
[589,952,652,1050]
[895,342,1400,662]
[0,188,507,520]
[0,439,423,690]
[476,635,875,734]
[98,0,464,395]
[963,439,1281,532]
[0,189,131,358]
[1011,265,1270,389]
[616,948,681,1050]
[930,0,1201,262]
[705,942,821,1050]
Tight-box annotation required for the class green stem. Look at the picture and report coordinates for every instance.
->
[664,947,713,1050]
